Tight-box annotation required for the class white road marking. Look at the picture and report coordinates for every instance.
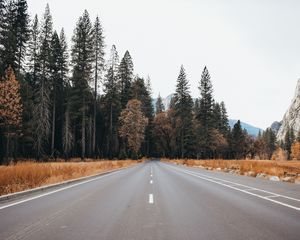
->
[0,169,125,211]
[167,164,300,211]
[150,174,153,177]
[150,180,153,184]
[149,194,154,204]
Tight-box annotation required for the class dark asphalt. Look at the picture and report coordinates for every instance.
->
[0,161,299,240]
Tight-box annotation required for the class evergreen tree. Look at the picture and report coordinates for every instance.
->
[71,10,94,159]
[220,101,230,136]
[33,4,53,159]
[14,0,29,77]
[49,31,64,156]
[173,65,195,158]
[0,0,17,75]
[230,120,247,159]
[92,16,105,157]
[156,93,165,114]
[119,50,134,108]
[196,66,215,158]
[132,76,155,156]
[102,45,120,158]
[26,14,40,88]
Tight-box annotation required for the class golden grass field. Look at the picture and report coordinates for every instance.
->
[163,159,300,179]
[0,160,139,196]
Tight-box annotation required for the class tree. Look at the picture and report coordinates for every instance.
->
[0,0,17,75]
[131,76,154,156]
[119,99,148,158]
[71,10,94,159]
[14,0,30,77]
[119,50,134,108]
[92,16,105,157]
[101,45,120,158]
[284,127,295,159]
[0,66,23,162]
[156,93,165,114]
[153,111,173,157]
[49,31,64,156]
[173,65,195,158]
[33,4,53,159]
[26,14,40,88]
[196,66,215,158]
[230,120,247,159]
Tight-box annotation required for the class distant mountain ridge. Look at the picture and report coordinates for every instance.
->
[152,94,263,136]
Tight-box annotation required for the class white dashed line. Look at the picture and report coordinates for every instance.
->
[149,194,154,204]
[150,180,153,184]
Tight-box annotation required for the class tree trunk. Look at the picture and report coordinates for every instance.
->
[81,100,86,160]
[51,90,56,155]
[93,52,98,157]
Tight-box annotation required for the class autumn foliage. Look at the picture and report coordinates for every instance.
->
[291,142,300,160]
[119,99,148,156]
[0,66,22,128]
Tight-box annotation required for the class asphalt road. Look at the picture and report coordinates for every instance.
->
[0,161,300,240]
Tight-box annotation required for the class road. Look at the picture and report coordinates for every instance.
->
[0,161,300,240]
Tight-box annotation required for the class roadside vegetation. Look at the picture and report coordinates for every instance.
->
[164,159,300,183]
[0,160,138,196]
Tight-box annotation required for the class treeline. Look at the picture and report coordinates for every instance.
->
[0,1,299,163]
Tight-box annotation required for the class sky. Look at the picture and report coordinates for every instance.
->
[27,0,300,129]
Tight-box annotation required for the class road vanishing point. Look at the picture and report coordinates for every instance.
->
[0,161,299,240]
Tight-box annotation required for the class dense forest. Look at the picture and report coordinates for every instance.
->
[0,0,299,163]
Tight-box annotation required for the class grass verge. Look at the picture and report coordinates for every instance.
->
[0,160,139,196]
[163,159,300,181]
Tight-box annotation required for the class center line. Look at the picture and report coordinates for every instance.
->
[149,194,154,204]
[150,180,153,184]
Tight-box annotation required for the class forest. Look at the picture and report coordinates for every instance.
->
[0,0,299,164]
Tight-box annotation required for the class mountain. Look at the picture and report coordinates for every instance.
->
[152,94,262,136]
[270,121,282,135]
[277,79,300,141]
[229,119,262,137]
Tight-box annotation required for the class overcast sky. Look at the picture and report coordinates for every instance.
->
[27,0,300,129]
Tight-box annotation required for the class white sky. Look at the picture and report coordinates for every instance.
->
[27,0,300,129]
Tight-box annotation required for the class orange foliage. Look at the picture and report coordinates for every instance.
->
[291,142,300,160]
[0,66,22,129]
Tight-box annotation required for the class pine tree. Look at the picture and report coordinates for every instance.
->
[92,16,105,157]
[71,10,94,159]
[33,4,53,159]
[0,0,17,75]
[102,45,120,158]
[156,93,165,114]
[49,31,65,156]
[14,0,29,77]
[173,65,195,158]
[196,66,215,158]
[119,50,134,108]
[230,120,247,159]
[26,14,40,88]
[220,101,230,136]
[131,76,154,156]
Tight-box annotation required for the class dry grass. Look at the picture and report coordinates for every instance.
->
[0,160,139,196]
[163,159,300,178]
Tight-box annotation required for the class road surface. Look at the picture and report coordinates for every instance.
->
[0,161,299,240]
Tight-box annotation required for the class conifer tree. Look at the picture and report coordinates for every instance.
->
[119,50,134,108]
[102,45,120,158]
[196,66,215,158]
[71,10,94,159]
[26,14,40,87]
[230,120,247,159]
[14,0,29,77]
[33,4,53,159]
[156,93,165,114]
[173,65,195,158]
[92,16,105,157]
